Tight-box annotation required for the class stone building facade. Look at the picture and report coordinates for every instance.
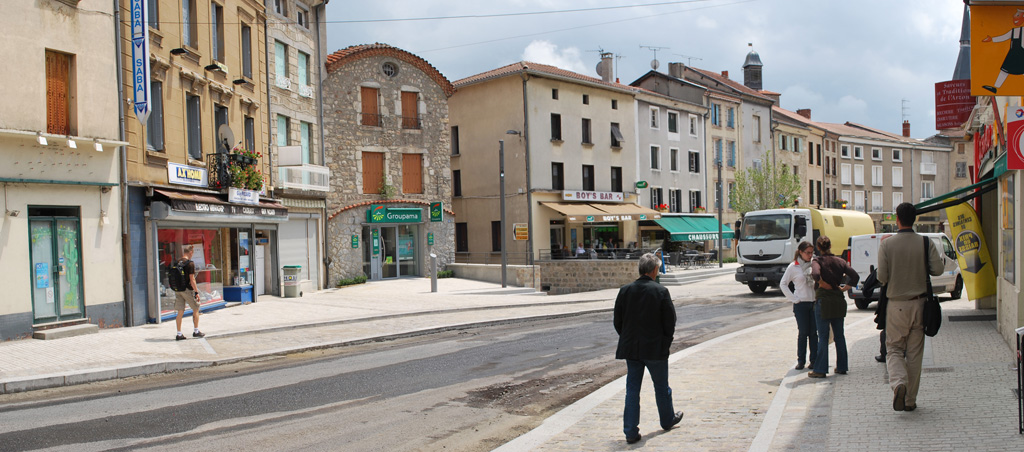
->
[322,44,454,283]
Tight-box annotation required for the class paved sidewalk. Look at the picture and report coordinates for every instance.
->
[498,296,1024,451]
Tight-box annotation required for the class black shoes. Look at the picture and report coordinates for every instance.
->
[875,355,886,363]
[807,371,826,378]
[192,331,206,338]
[904,404,917,412]
[175,334,186,341]
[836,370,847,375]
[664,411,684,430]
[795,363,805,370]
[893,384,907,411]
[626,434,641,444]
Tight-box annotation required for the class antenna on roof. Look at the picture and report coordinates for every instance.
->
[673,53,702,66]
[640,44,669,70]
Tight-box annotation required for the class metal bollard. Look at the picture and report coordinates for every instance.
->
[430,253,437,293]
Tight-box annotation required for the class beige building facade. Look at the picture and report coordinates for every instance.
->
[0,0,127,340]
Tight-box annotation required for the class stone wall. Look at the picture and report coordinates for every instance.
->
[539,261,638,294]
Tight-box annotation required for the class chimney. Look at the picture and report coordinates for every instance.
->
[902,120,910,137]
[797,109,812,119]
[721,70,729,79]
[596,52,614,82]
[668,62,684,78]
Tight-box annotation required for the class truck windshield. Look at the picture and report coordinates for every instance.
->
[739,215,792,241]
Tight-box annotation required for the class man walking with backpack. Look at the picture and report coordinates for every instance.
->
[172,245,205,341]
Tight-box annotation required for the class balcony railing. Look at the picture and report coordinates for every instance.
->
[401,114,422,129]
[277,164,330,192]
[361,113,382,127]
[920,162,937,175]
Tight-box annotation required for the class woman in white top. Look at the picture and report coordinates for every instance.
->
[780,241,818,370]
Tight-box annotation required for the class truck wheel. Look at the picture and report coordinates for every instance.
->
[748,282,768,294]
[949,276,963,300]
[855,299,871,310]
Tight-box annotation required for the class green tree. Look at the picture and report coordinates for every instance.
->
[729,151,802,215]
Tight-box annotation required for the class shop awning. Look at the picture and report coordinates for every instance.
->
[542,202,661,222]
[152,189,288,222]
[655,215,735,241]
[914,176,998,215]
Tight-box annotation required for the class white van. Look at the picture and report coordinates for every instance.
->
[848,232,963,310]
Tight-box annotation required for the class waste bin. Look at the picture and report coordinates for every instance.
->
[283,265,302,298]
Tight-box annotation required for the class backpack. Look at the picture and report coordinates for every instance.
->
[168,259,190,291]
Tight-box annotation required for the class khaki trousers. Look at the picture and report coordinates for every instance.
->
[885,298,925,406]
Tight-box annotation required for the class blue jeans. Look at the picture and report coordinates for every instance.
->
[813,300,847,374]
[623,359,675,438]
[793,302,818,366]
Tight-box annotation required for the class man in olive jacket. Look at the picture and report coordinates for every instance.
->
[614,253,684,444]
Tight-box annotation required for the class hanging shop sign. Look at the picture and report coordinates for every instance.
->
[635,181,648,189]
[228,187,260,205]
[167,163,209,188]
[971,5,1024,96]
[513,223,529,241]
[367,205,422,223]
[130,0,150,124]
[427,232,434,246]
[562,190,624,202]
[430,202,443,222]
[934,80,974,130]
[351,234,359,249]
[1007,106,1024,170]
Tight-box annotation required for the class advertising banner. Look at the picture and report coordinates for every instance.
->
[1007,106,1024,170]
[130,0,151,123]
[945,202,996,300]
[934,80,974,129]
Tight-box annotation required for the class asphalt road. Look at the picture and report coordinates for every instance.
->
[0,282,789,452]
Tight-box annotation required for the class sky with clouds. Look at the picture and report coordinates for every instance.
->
[324,0,968,138]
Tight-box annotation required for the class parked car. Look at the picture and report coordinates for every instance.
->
[848,232,963,310]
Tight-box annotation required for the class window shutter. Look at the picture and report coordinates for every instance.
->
[401,91,418,129]
[46,51,70,135]
[402,153,423,193]
[362,152,384,193]
[361,87,379,126]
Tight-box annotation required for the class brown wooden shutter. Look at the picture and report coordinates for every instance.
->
[402,153,422,194]
[361,87,379,126]
[46,50,71,135]
[362,152,384,193]
[401,91,418,129]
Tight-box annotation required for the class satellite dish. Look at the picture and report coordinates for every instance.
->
[650,59,660,70]
[596,59,611,78]
[217,124,235,154]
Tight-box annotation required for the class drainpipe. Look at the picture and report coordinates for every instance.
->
[113,0,133,325]
[520,72,533,265]
[264,14,274,193]
[314,1,328,288]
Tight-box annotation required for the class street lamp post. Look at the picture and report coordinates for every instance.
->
[717,152,723,268]
[499,139,507,288]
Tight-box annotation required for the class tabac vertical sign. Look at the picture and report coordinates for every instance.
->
[130,0,151,124]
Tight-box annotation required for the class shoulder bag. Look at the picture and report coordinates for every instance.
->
[922,237,942,337]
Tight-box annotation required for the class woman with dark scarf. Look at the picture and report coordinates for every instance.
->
[808,236,859,378]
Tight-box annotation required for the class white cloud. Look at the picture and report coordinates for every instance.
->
[779,85,824,111]
[696,15,718,30]
[837,95,868,113]
[521,40,588,74]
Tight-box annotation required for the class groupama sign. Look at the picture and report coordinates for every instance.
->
[367,204,422,223]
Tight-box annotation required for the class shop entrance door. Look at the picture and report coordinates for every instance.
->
[29,214,84,324]
[379,226,398,278]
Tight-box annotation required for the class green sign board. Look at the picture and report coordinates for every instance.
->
[372,229,379,255]
[427,232,434,246]
[635,181,648,189]
[430,202,443,222]
[367,205,423,223]
[351,234,359,248]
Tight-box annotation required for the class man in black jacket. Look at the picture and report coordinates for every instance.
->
[614,253,684,444]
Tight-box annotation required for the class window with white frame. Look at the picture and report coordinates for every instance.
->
[297,5,310,28]
[872,165,883,186]
[872,192,883,212]
[667,111,678,134]
[922,181,934,199]
[892,167,903,187]
[689,114,698,136]
[689,190,702,211]
[892,148,902,162]
[872,148,882,160]
[670,148,679,172]
[650,145,660,170]
[778,134,787,151]
[854,191,865,212]
[854,146,863,160]
[840,163,852,185]
[650,107,660,129]
[841,144,850,158]
[841,190,852,207]
[893,191,903,208]
[956,161,967,178]
[669,188,679,212]
[688,150,700,173]
[854,164,864,185]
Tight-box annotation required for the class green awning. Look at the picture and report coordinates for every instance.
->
[655,216,735,241]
